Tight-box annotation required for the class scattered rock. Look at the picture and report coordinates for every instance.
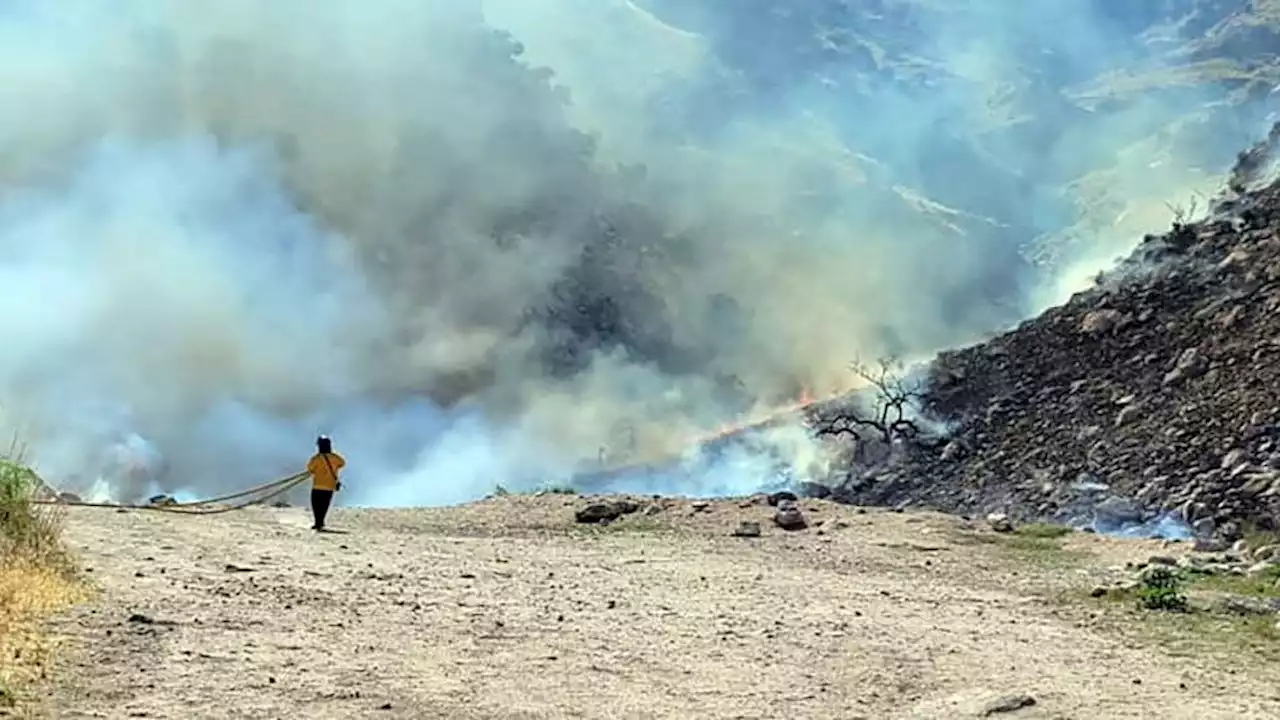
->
[773,500,808,531]
[1194,537,1231,553]
[767,491,799,507]
[1219,521,1244,542]
[1221,449,1249,470]
[1247,561,1277,577]
[1115,405,1141,427]
[941,440,966,461]
[797,482,831,499]
[979,693,1037,716]
[1177,346,1208,373]
[1191,517,1216,537]
[1216,595,1280,616]
[732,521,762,538]
[1095,497,1143,525]
[1080,309,1125,334]
[986,512,1015,533]
[575,499,640,525]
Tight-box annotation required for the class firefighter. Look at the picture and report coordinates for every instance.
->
[305,435,346,531]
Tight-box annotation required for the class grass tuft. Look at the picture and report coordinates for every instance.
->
[0,448,84,712]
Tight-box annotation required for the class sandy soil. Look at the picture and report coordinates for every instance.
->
[30,495,1280,719]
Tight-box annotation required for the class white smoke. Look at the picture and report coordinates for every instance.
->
[0,0,1263,506]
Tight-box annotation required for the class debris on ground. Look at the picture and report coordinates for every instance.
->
[986,512,1015,533]
[773,500,808,530]
[574,499,640,524]
[979,693,1037,716]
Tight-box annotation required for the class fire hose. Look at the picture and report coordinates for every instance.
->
[30,471,312,515]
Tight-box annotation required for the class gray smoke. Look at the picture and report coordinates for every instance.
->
[0,0,1263,505]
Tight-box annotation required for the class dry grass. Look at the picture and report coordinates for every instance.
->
[0,454,83,715]
[0,565,84,713]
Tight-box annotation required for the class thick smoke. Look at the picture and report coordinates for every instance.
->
[0,0,1265,505]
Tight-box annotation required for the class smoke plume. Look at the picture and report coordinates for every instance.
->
[0,0,1266,505]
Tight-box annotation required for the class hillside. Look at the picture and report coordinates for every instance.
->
[817,124,1280,544]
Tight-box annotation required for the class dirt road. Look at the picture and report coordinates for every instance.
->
[37,495,1280,719]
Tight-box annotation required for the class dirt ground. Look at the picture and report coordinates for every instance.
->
[30,495,1280,719]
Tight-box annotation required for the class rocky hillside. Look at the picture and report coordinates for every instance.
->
[823,124,1280,544]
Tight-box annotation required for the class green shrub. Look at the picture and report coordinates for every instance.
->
[1137,566,1188,612]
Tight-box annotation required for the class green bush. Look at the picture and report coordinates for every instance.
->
[1137,566,1188,612]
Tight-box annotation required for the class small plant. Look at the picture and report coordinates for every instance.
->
[0,448,81,714]
[0,458,66,567]
[1136,566,1188,612]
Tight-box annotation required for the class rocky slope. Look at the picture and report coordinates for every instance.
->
[823,124,1280,543]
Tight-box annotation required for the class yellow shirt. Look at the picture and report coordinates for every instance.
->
[306,452,346,491]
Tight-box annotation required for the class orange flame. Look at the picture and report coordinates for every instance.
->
[589,385,846,479]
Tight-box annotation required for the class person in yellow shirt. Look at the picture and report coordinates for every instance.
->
[306,435,346,531]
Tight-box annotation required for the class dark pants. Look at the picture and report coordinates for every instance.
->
[310,489,334,530]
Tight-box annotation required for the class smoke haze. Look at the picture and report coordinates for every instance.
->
[0,0,1266,504]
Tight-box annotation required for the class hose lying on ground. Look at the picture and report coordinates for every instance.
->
[30,471,312,515]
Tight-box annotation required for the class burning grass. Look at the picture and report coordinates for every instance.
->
[0,452,85,713]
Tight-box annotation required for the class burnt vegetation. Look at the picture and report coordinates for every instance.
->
[810,358,926,463]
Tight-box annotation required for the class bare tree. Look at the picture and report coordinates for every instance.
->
[811,357,924,462]
[1164,195,1202,249]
